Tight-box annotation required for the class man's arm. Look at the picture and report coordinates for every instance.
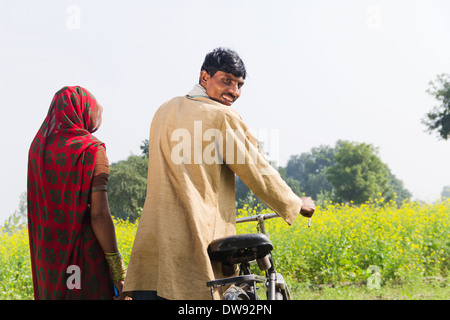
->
[220,109,315,225]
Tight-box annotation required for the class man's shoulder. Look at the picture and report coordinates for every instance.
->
[158,95,207,109]
[160,95,185,107]
[153,96,185,115]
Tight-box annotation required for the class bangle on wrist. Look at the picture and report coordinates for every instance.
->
[104,252,127,281]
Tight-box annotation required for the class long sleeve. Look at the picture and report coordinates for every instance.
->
[220,108,302,225]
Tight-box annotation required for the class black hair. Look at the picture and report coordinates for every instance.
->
[200,47,247,82]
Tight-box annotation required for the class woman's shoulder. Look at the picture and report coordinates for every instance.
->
[95,145,108,167]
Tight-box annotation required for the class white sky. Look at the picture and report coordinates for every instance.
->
[1,0,450,223]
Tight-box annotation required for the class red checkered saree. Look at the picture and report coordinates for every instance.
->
[27,86,114,299]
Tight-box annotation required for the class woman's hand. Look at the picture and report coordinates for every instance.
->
[113,280,132,300]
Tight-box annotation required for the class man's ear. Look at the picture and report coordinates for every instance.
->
[200,70,211,86]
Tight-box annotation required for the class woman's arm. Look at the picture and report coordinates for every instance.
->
[90,190,118,253]
[90,190,129,300]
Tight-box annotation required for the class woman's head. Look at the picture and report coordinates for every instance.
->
[46,86,103,136]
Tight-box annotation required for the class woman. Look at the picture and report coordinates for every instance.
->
[27,86,128,300]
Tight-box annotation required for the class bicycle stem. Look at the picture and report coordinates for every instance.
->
[257,215,267,235]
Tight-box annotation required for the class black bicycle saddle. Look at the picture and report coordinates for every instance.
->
[207,233,273,264]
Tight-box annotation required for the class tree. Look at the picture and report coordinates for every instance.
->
[140,139,149,158]
[284,141,410,205]
[326,141,392,204]
[3,191,27,232]
[107,141,148,222]
[441,186,450,200]
[422,73,450,140]
[235,175,251,207]
[285,144,339,199]
[388,172,412,205]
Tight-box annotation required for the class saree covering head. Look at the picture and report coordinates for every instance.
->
[27,86,113,299]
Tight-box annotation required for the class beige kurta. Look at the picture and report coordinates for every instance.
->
[123,95,303,300]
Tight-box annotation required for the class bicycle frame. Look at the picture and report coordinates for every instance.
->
[236,213,289,300]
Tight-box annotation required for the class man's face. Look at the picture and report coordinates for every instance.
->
[200,70,245,106]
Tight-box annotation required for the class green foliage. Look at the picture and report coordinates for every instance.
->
[0,227,33,299]
[140,139,149,158]
[388,172,412,206]
[280,140,411,206]
[2,192,27,234]
[422,73,450,140]
[326,141,392,204]
[235,175,251,208]
[107,141,149,222]
[285,144,337,199]
[2,211,26,235]
[441,186,450,200]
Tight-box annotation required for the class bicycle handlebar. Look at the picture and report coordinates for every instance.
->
[236,212,279,224]
[237,212,312,227]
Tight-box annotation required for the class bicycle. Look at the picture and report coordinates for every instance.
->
[206,212,300,300]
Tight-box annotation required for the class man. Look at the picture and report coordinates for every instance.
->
[123,48,315,300]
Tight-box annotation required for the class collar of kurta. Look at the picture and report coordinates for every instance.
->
[187,84,209,98]
[186,84,232,110]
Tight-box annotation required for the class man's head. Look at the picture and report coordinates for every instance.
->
[199,48,246,106]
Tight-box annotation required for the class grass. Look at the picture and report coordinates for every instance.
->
[287,277,450,300]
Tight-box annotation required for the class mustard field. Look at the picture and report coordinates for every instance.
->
[1,198,449,299]
[237,199,450,289]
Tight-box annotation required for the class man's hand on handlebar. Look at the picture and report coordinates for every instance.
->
[300,197,315,218]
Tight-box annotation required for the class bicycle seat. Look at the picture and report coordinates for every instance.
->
[207,233,273,265]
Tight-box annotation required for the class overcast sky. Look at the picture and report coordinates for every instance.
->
[1,0,450,224]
